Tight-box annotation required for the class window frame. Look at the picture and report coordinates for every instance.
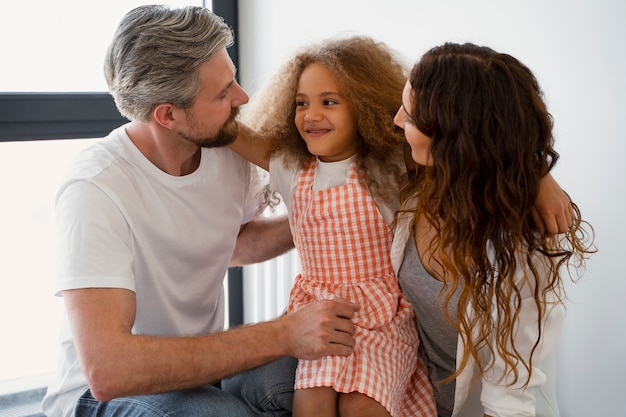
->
[0,92,128,141]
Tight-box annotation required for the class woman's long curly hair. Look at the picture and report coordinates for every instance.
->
[241,35,411,203]
[398,42,596,385]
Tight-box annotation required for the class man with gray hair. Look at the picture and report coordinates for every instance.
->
[42,5,358,417]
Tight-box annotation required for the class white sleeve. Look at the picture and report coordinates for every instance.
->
[241,162,269,224]
[268,157,298,219]
[480,255,566,417]
[55,180,135,295]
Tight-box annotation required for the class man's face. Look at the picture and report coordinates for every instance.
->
[176,49,249,148]
[181,106,240,148]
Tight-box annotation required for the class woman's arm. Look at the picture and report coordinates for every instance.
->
[532,173,574,235]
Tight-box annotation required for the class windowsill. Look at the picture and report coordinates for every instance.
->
[0,374,51,397]
[0,374,50,417]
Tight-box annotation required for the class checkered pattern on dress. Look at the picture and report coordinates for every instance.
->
[288,159,436,417]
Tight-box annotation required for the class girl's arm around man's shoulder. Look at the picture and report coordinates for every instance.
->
[230,122,271,171]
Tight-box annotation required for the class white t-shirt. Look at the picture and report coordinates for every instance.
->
[42,124,264,417]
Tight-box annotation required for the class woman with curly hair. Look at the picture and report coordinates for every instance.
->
[392,42,596,417]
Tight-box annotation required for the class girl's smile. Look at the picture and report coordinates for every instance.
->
[294,62,359,162]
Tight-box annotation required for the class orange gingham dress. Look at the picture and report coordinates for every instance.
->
[287,159,436,417]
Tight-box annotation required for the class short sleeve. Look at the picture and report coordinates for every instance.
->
[55,180,135,295]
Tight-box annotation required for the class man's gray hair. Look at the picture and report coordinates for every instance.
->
[104,5,234,122]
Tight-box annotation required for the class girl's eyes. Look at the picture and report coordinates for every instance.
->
[295,98,339,107]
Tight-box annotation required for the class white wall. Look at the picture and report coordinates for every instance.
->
[238,1,626,415]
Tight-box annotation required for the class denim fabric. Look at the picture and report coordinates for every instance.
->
[75,358,297,417]
[222,357,297,417]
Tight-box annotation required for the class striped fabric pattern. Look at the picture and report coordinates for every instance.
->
[288,160,436,417]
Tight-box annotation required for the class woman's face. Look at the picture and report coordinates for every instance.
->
[394,80,432,166]
[294,62,359,162]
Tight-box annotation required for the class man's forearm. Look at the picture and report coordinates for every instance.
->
[83,318,290,402]
[230,214,294,266]
[81,298,358,402]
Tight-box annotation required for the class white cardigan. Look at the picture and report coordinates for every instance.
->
[390,205,564,417]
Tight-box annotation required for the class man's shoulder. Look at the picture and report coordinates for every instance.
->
[200,146,258,181]
[64,126,129,181]
[55,125,132,203]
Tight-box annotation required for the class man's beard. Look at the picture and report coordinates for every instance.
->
[177,107,240,148]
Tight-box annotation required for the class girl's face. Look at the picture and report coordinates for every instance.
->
[294,62,359,162]
[394,80,432,166]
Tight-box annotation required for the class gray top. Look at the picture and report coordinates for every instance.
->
[397,237,461,417]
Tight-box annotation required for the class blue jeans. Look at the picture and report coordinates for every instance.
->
[75,357,297,417]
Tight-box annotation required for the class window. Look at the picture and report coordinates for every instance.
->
[1,0,205,92]
[0,138,93,383]
[0,0,204,389]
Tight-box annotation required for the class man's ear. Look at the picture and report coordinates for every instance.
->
[153,103,179,129]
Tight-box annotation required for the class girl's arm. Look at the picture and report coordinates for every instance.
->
[230,123,271,171]
[532,173,574,235]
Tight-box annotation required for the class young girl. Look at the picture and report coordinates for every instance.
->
[392,42,596,416]
[235,35,435,417]
[231,36,573,417]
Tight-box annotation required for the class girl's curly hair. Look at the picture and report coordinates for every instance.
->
[242,35,412,203]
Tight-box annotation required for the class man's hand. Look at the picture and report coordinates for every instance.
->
[279,299,359,360]
[532,173,574,236]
